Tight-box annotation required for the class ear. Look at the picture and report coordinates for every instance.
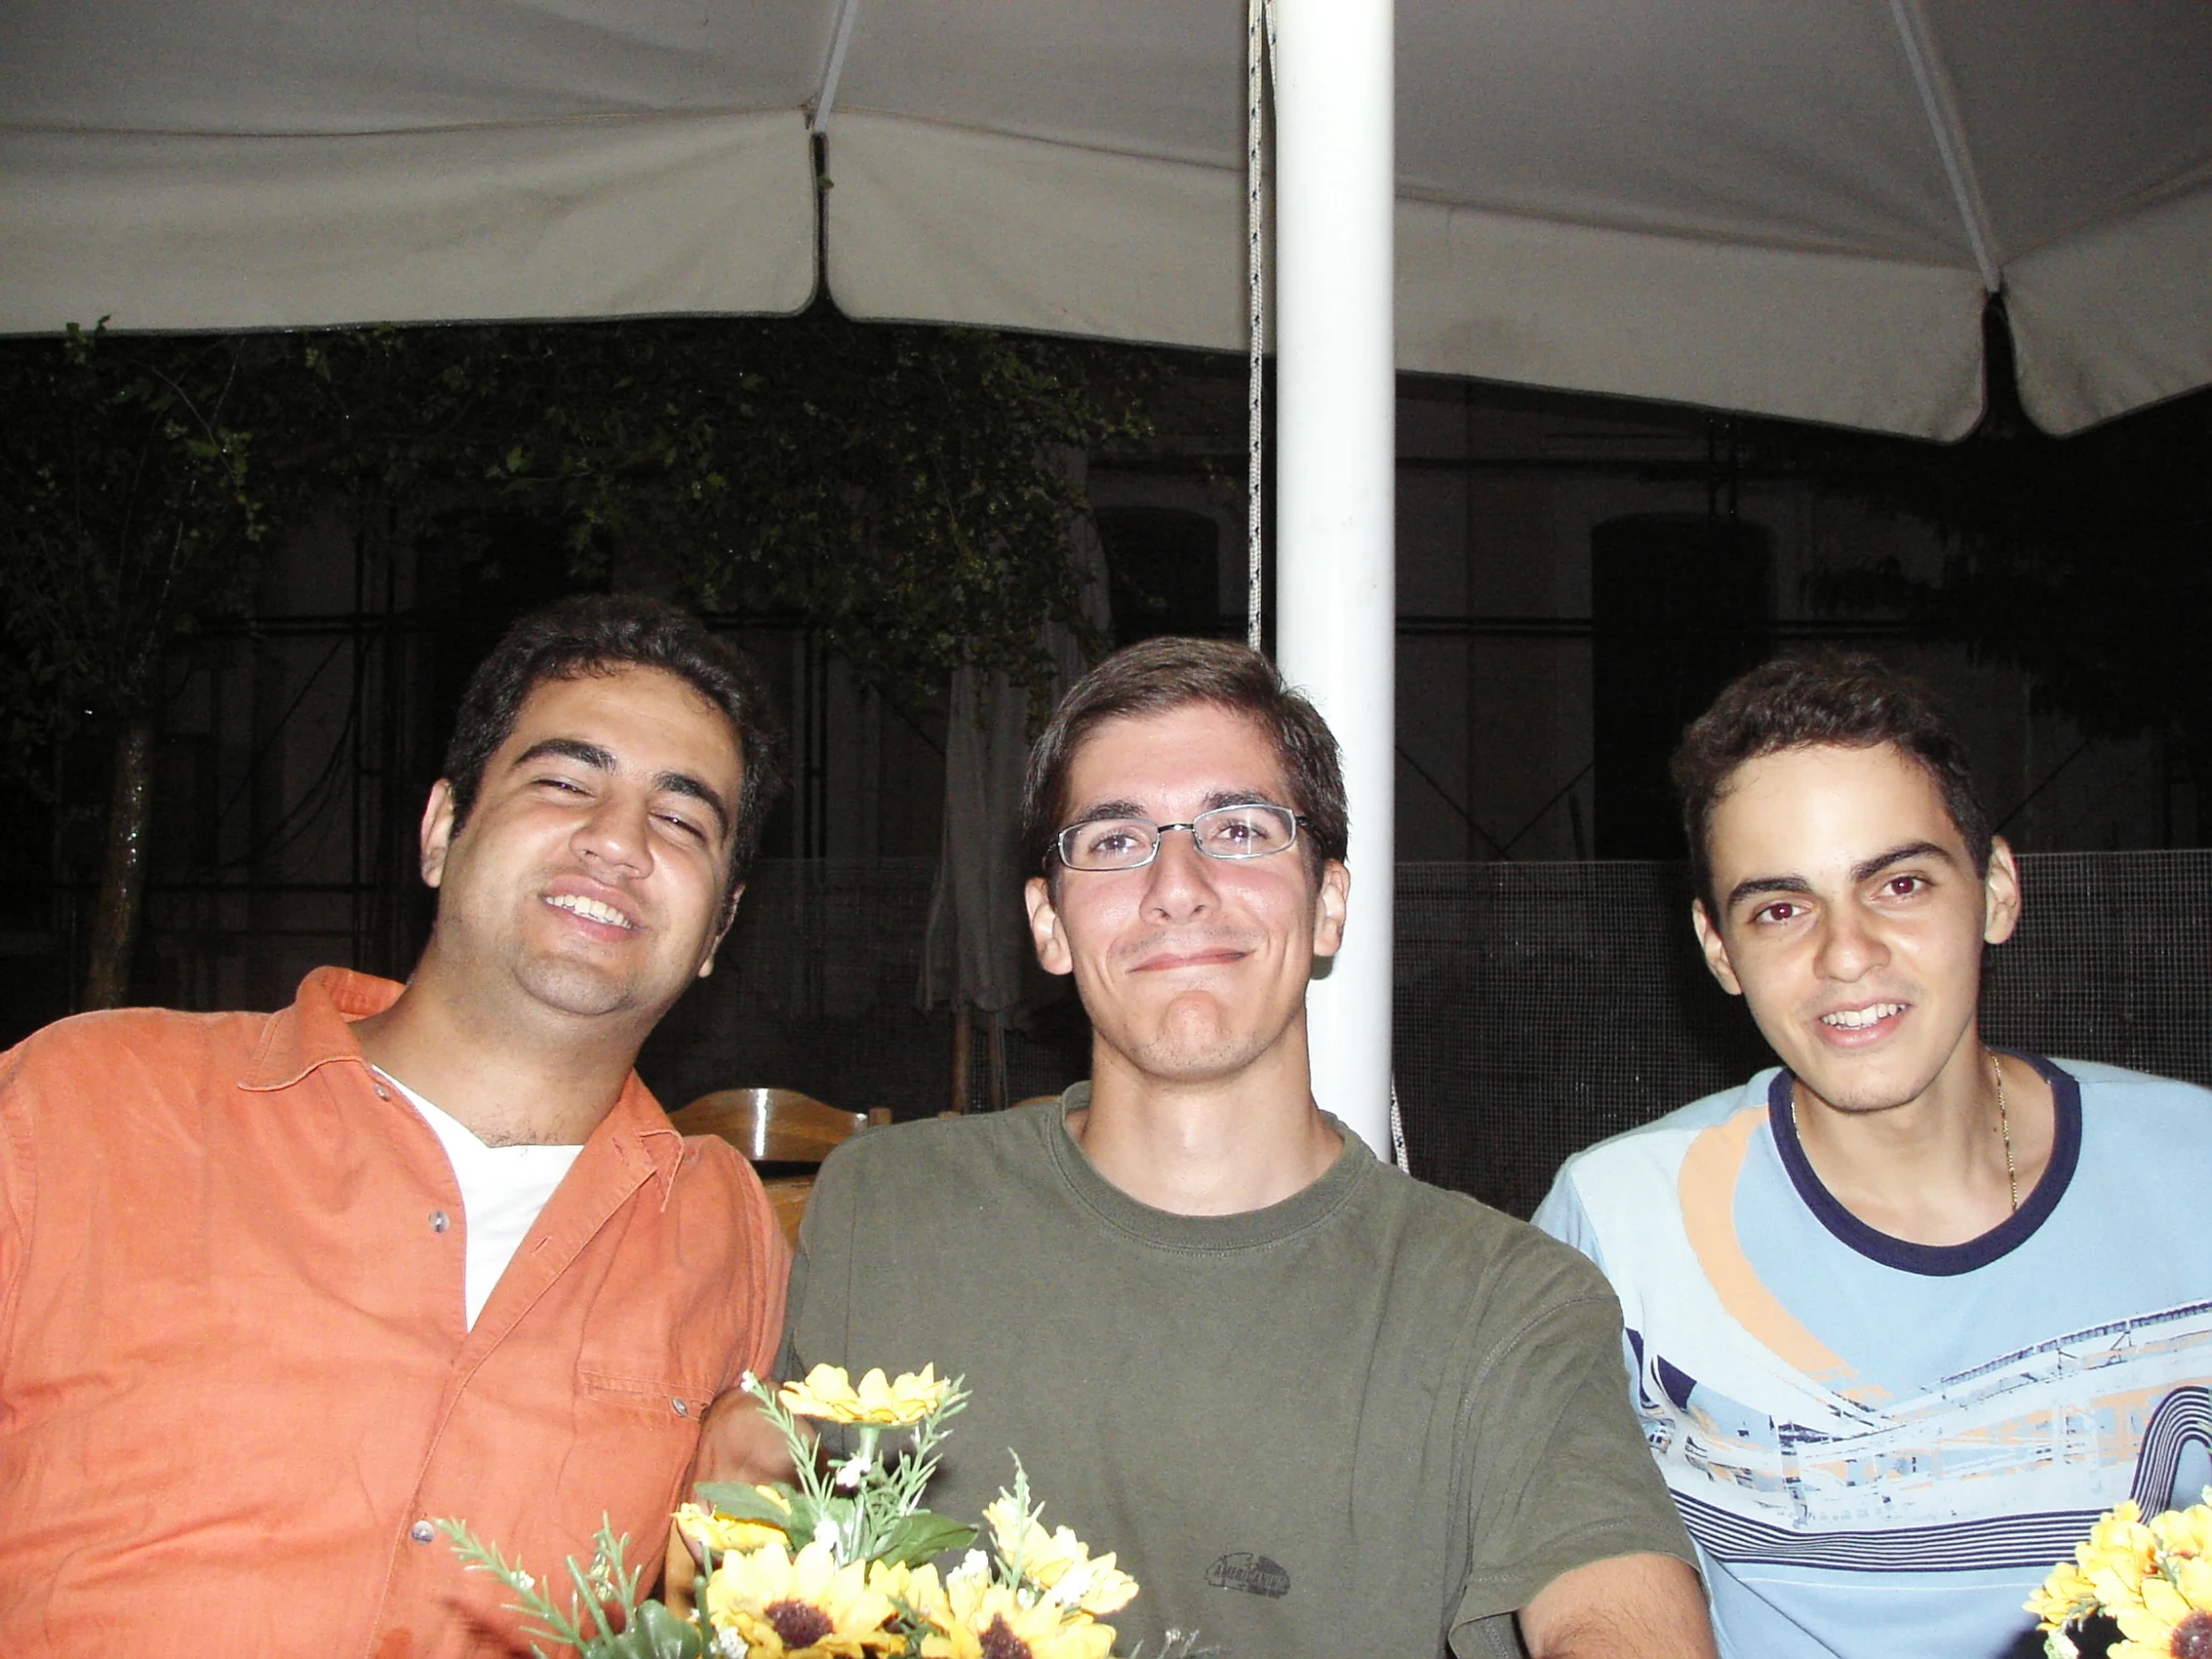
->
[419,781,458,888]
[1691,899,1744,997]
[1981,836,2021,946]
[699,881,746,979]
[1312,859,1351,959]
[1025,875,1073,976]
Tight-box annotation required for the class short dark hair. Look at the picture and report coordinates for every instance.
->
[1021,636,1349,881]
[440,594,787,887]
[1672,652,1991,914]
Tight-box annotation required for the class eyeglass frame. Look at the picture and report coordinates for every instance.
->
[1048,802,1307,872]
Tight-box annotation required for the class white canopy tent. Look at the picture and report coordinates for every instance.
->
[6,1,2209,437]
[6,2,2209,1151]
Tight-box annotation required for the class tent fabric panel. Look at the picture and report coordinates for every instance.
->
[0,111,818,335]
[2003,184,2212,436]
[822,115,1246,352]
[1398,200,1988,441]
[0,1,828,135]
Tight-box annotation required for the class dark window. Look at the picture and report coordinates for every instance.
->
[1095,508,1223,647]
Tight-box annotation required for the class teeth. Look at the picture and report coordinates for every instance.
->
[1822,1003,1902,1029]
[547,893,633,929]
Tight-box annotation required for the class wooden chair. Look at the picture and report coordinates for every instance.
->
[660,1088,888,1608]
[668,1087,889,1246]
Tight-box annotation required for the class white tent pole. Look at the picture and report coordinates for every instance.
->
[809,0,863,135]
[1272,0,1394,1157]
[1890,0,2001,295]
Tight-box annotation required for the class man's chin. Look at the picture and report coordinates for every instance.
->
[1787,1057,1941,1117]
[512,959,646,1021]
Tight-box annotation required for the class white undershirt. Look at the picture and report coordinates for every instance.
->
[377,1070,584,1329]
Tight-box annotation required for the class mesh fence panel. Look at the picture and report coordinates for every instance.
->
[1395,850,2212,1216]
[639,852,2212,1215]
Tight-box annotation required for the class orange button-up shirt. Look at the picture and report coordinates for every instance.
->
[0,967,788,1658]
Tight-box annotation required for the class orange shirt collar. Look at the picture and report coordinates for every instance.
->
[238,965,683,1201]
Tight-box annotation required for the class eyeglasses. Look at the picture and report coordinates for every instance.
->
[1052,804,1304,872]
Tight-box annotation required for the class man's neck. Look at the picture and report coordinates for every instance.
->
[1070,1039,1343,1217]
[351,955,645,1148]
[1791,1039,2055,1247]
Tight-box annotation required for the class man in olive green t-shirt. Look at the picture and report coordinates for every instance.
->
[783,638,1713,1659]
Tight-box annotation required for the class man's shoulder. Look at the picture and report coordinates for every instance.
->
[3,1002,273,1084]
[2050,1055,2212,1112]
[815,1098,1058,1185]
[1549,1071,1778,1195]
[1362,1163,1624,1319]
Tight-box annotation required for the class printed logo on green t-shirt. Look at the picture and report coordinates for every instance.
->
[1206,1552,1290,1598]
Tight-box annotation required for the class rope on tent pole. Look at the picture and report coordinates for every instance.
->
[1245,0,1275,653]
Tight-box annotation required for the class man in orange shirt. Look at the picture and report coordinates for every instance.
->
[0,595,790,1657]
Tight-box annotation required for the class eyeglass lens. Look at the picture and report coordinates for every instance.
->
[1058,805,1298,870]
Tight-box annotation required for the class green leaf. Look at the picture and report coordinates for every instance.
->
[872,1511,977,1568]
[691,1482,800,1531]
[591,1600,704,1659]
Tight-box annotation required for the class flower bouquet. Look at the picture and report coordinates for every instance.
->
[439,1364,1141,1659]
[2026,1489,2212,1659]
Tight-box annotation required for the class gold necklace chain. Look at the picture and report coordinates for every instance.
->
[1991,1051,2018,1214]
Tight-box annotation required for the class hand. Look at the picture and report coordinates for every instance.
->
[1518,1551,1717,1659]
[688,1384,799,1492]
[665,1386,804,1612]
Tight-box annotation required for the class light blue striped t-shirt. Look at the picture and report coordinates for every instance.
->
[1535,1056,2212,1659]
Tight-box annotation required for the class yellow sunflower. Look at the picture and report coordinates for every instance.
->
[677,1490,791,1555]
[2111,1555,2212,1659]
[917,1576,1116,1659]
[2027,1558,2100,1633]
[2153,1497,2212,1565]
[980,1498,1136,1617]
[869,1558,950,1624]
[2069,1500,2164,1620]
[703,1538,903,1658]
[780,1364,951,1426]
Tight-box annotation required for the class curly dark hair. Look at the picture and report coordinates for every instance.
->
[440,594,787,891]
[1021,636,1348,885]
[1672,651,1990,914]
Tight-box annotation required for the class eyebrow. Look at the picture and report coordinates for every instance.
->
[512,738,733,838]
[1723,839,1958,912]
[1064,792,1291,826]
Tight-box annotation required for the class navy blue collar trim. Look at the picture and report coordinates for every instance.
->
[1767,1053,2081,1277]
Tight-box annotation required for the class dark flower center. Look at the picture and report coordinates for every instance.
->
[2173,1609,2212,1659]
[766,1598,835,1648]
[979,1613,1035,1659]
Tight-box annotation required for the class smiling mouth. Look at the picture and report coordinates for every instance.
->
[1821,1002,1905,1029]
[546,893,636,930]
[1133,946,1248,971]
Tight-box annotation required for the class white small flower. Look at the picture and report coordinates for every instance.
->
[1048,1559,1095,1608]
[514,1570,535,1594]
[947,1548,988,1589]
[717,1627,751,1659]
[813,1517,842,1554]
[833,1449,873,1489]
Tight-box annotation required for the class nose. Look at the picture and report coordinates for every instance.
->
[572,788,653,877]
[1140,826,1220,919]
[1813,902,1888,982]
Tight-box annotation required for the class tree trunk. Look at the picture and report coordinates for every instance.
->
[83,717,156,1010]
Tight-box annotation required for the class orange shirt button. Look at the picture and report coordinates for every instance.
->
[429,1212,449,1233]
[409,1521,435,1544]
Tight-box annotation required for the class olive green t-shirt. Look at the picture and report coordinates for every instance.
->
[781,1090,1692,1658]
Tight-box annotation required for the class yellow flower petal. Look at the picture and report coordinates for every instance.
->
[677,1495,790,1555]
[918,1576,1118,1659]
[779,1363,950,1425]
[704,1538,903,1658]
